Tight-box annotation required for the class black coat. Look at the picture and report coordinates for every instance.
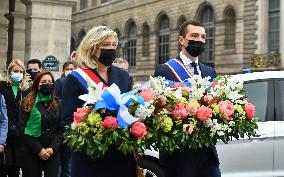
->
[0,81,29,165]
[61,66,136,177]
[17,101,63,165]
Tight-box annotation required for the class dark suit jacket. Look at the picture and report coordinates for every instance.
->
[154,56,219,177]
[154,57,216,82]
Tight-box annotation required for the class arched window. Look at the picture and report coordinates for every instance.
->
[78,29,86,46]
[177,15,187,28]
[70,37,76,53]
[268,0,280,53]
[158,14,170,64]
[177,15,187,51]
[80,0,88,10]
[142,23,150,57]
[199,5,215,68]
[125,22,137,67]
[114,28,122,57]
[224,7,236,49]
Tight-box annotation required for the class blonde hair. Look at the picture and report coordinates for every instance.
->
[76,26,118,69]
[6,59,29,90]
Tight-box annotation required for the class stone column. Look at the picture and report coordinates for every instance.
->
[21,0,76,76]
[0,0,9,73]
[12,1,26,60]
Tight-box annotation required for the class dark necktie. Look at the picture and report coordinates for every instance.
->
[190,62,199,75]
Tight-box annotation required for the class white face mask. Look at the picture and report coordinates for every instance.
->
[10,72,23,83]
[64,70,72,76]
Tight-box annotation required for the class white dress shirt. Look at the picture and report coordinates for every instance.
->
[179,52,201,76]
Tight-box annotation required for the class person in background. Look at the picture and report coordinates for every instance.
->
[113,58,133,89]
[61,26,135,177]
[154,20,220,177]
[17,71,62,177]
[27,59,42,82]
[55,61,77,99]
[113,58,129,71]
[0,93,8,167]
[0,59,29,177]
[55,61,76,177]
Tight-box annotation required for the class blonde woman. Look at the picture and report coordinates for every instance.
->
[61,26,134,177]
[0,59,29,177]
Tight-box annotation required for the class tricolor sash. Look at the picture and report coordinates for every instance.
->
[71,67,107,90]
[164,59,193,82]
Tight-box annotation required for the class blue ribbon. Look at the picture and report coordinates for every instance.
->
[95,84,145,128]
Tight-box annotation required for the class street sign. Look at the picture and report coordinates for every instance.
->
[42,55,59,71]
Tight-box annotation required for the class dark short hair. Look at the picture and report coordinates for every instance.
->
[27,59,42,68]
[62,61,77,71]
[179,20,205,37]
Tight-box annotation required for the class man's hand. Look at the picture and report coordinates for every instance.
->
[0,145,4,153]
[38,148,50,160]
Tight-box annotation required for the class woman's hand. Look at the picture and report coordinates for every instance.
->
[38,148,50,160]
[0,145,4,153]
[46,148,54,156]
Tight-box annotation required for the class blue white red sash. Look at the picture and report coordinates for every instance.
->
[71,67,107,90]
[164,59,193,82]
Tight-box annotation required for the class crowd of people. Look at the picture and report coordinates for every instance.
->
[0,20,221,177]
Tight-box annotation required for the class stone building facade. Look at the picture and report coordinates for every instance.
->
[0,0,283,82]
[70,0,283,83]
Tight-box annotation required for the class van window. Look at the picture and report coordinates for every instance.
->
[244,81,268,122]
[276,79,284,121]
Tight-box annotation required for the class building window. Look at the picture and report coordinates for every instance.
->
[158,15,170,64]
[268,0,280,53]
[101,0,111,3]
[70,37,76,53]
[80,0,88,10]
[199,6,215,68]
[78,29,86,47]
[124,22,137,67]
[224,6,236,49]
[142,23,150,57]
[177,15,187,51]
[92,0,97,6]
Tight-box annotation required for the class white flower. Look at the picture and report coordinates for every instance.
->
[135,104,155,119]
[78,82,104,104]
[217,131,225,136]
[227,90,243,101]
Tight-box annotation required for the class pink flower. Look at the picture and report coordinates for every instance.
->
[73,107,91,124]
[102,116,118,129]
[245,103,255,120]
[171,103,189,119]
[196,106,213,122]
[140,88,156,102]
[157,95,167,106]
[171,83,186,88]
[211,82,221,88]
[186,102,198,116]
[131,122,147,139]
[218,100,235,121]
[182,122,194,134]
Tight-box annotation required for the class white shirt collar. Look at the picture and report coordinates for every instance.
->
[179,51,199,66]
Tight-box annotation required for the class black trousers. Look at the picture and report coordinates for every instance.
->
[0,164,20,177]
[21,150,60,177]
[160,147,221,177]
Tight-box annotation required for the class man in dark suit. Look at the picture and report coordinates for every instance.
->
[154,20,221,177]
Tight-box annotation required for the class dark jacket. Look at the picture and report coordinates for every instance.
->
[17,101,63,164]
[61,65,136,177]
[0,81,29,165]
[0,94,8,164]
[154,56,219,177]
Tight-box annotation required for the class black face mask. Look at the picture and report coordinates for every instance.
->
[98,49,116,66]
[185,40,205,57]
[27,70,39,80]
[39,84,54,96]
